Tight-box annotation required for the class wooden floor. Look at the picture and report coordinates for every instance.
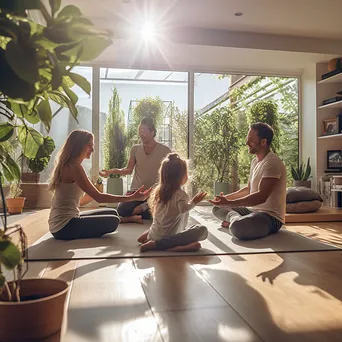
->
[8,210,342,342]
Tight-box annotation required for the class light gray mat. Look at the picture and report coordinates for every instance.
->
[25,210,339,260]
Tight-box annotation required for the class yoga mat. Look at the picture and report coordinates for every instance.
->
[25,209,339,261]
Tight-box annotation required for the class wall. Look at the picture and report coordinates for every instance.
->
[300,64,317,190]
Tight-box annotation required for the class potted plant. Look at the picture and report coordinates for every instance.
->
[197,105,239,196]
[291,157,311,188]
[94,176,103,192]
[0,1,112,340]
[102,87,127,199]
[5,182,26,214]
[0,179,69,341]
[0,0,112,184]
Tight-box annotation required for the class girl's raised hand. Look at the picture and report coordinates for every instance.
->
[192,191,207,204]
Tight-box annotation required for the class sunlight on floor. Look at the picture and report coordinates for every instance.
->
[218,324,256,342]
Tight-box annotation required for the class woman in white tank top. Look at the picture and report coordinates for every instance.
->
[48,129,151,240]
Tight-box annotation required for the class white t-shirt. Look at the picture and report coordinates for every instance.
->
[249,152,287,223]
[147,189,195,241]
[130,143,171,190]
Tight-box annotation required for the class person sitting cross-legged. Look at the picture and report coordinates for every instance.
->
[210,122,286,241]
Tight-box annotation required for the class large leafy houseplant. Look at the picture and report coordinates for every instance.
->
[0,0,111,182]
[0,1,112,340]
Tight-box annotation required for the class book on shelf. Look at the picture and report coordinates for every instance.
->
[322,68,342,80]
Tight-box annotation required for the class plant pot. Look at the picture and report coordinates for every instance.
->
[21,172,40,183]
[6,197,26,214]
[95,183,104,192]
[0,278,69,342]
[107,177,123,195]
[293,180,311,189]
[107,177,123,208]
[214,181,230,196]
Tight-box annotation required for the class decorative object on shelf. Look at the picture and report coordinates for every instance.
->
[323,118,337,135]
[291,157,311,188]
[322,96,342,106]
[328,57,342,72]
[326,150,342,172]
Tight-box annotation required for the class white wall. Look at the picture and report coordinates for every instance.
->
[300,64,317,189]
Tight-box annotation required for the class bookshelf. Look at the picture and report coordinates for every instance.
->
[316,65,342,207]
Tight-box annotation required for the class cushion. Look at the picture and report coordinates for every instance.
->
[286,200,322,213]
[286,187,323,203]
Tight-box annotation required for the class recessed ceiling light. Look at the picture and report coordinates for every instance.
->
[234,12,243,16]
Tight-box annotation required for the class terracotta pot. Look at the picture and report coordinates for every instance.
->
[21,172,40,183]
[0,278,69,342]
[95,183,104,192]
[6,197,26,214]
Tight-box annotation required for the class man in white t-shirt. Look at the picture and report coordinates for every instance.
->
[210,122,287,240]
[100,117,171,223]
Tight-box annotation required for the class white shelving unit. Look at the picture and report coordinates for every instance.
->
[316,64,342,207]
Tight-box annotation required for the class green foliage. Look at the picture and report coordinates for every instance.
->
[127,96,164,149]
[196,106,239,183]
[291,157,311,181]
[230,76,299,186]
[102,87,127,177]
[9,181,22,198]
[247,100,280,153]
[0,0,112,302]
[0,0,112,183]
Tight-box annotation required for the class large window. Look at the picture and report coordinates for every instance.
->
[36,67,299,199]
[193,74,299,196]
[39,66,93,183]
[99,68,188,192]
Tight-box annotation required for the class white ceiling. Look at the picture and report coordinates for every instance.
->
[66,0,342,40]
[56,1,342,73]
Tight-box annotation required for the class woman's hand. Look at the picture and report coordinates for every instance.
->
[99,169,114,178]
[126,186,152,202]
[192,191,207,204]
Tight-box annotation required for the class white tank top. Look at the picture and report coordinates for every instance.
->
[48,182,84,233]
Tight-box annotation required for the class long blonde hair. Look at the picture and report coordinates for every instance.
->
[48,129,93,193]
[148,153,188,216]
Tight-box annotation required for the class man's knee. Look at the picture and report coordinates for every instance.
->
[197,225,208,241]
[117,202,133,217]
[229,220,249,240]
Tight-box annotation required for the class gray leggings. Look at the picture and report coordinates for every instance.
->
[52,208,120,240]
[155,224,208,250]
[212,206,282,241]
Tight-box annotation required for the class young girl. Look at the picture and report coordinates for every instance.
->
[48,129,151,240]
[138,153,208,252]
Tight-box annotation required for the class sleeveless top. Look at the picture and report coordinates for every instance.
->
[48,182,84,233]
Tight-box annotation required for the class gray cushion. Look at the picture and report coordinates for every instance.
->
[286,200,322,213]
[286,187,323,203]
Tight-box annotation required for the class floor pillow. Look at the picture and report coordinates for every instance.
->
[286,187,323,203]
[286,200,322,213]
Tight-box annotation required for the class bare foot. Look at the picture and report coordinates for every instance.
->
[166,242,201,252]
[140,240,156,252]
[121,215,144,224]
[221,221,230,228]
[138,231,149,243]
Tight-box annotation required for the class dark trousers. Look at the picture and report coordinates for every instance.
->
[212,206,283,241]
[52,208,120,240]
[155,224,208,250]
[117,200,152,220]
